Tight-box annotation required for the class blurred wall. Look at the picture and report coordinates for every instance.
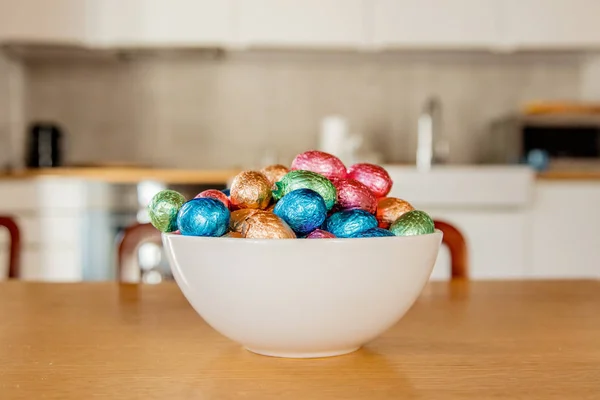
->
[0,52,25,169]
[19,51,586,168]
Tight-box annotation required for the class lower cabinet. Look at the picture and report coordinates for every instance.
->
[531,182,600,279]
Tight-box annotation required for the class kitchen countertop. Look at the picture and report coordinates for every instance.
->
[536,169,600,180]
[1,280,598,399]
[2,166,600,184]
[0,167,241,184]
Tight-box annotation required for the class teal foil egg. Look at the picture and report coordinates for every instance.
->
[324,209,378,238]
[177,198,230,237]
[148,189,186,233]
[272,170,337,210]
[350,227,395,238]
[273,189,327,235]
[390,210,435,236]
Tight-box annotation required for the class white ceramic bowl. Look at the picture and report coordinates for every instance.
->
[162,231,442,358]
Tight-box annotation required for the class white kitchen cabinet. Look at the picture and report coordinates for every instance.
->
[235,0,366,49]
[385,166,534,280]
[0,179,115,282]
[0,0,88,44]
[427,210,531,280]
[92,0,234,47]
[372,0,500,49]
[531,182,600,279]
[503,0,600,49]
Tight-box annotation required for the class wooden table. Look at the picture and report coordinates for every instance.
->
[1,281,599,399]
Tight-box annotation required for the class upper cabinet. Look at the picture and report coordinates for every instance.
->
[2,0,600,51]
[502,0,600,49]
[371,0,500,49]
[91,0,234,47]
[234,0,366,49]
[0,0,89,45]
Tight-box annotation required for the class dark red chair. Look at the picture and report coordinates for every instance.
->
[0,216,21,279]
[434,220,468,280]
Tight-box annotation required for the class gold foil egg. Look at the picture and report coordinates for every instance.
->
[229,209,261,233]
[376,197,415,229]
[260,164,290,185]
[230,170,273,210]
[230,210,296,239]
[223,231,244,238]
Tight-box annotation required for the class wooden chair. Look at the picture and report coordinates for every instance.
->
[434,220,468,280]
[116,223,162,283]
[0,216,21,279]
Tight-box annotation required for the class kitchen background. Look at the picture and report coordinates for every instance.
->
[0,50,595,169]
[1,0,600,283]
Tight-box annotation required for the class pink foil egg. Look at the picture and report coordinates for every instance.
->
[195,189,230,209]
[291,150,347,180]
[347,163,393,198]
[306,229,336,239]
[331,178,377,214]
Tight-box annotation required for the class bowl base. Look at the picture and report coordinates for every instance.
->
[245,346,360,359]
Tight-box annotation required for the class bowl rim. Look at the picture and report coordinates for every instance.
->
[162,229,442,245]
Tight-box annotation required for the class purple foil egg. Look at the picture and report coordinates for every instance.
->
[291,150,347,180]
[331,178,377,214]
[306,229,337,239]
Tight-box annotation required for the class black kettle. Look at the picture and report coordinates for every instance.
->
[26,123,63,168]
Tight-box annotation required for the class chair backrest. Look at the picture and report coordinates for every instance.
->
[434,220,468,280]
[116,223,162,283]
[0,216,21,279]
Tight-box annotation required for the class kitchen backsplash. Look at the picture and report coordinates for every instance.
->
[8,50,592,168]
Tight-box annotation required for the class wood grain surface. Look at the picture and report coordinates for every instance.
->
[1,281,599,399]
[0,167,240,184]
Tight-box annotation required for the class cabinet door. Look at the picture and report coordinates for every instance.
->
[372,0,499,48]
[92,0,233,47]
[504,0,600,48]
[427,210,530,280]
[236,0,366,48]
[0,0,88,44]
[532,183,600,279]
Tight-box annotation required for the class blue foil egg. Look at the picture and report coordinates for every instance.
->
[273,189,327,235]
[221,188,231,197]
[350,227,395,238]
[177,198,230,237]
[324,209,378,238]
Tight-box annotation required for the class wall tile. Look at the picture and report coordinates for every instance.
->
[23,51,584,169]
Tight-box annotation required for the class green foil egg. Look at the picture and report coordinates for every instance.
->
[390,210,435,236]
[148,189,186,233]
[272,170,337,210]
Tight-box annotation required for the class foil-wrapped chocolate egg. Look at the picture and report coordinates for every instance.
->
[230,210,296,239]
[332,178,377,214]
[230,171,272,210]
[223,231,243,238]
[291,150,347,180]
[376,197,415,229]
[273,189,327,235]
[350,227,395,238]
[324,209,378,238]
[306,229,336,239]
[347,163,393,198]
[177,198,230,237]
[229,209,261,233]
[390,210,435,236]
[195,189,230,209]
[221,188,231,197]
[272,170,337,210]
[260,164,290,185]
[148,189,186,233]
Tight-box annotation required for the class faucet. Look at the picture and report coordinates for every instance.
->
[416,96,443,172]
